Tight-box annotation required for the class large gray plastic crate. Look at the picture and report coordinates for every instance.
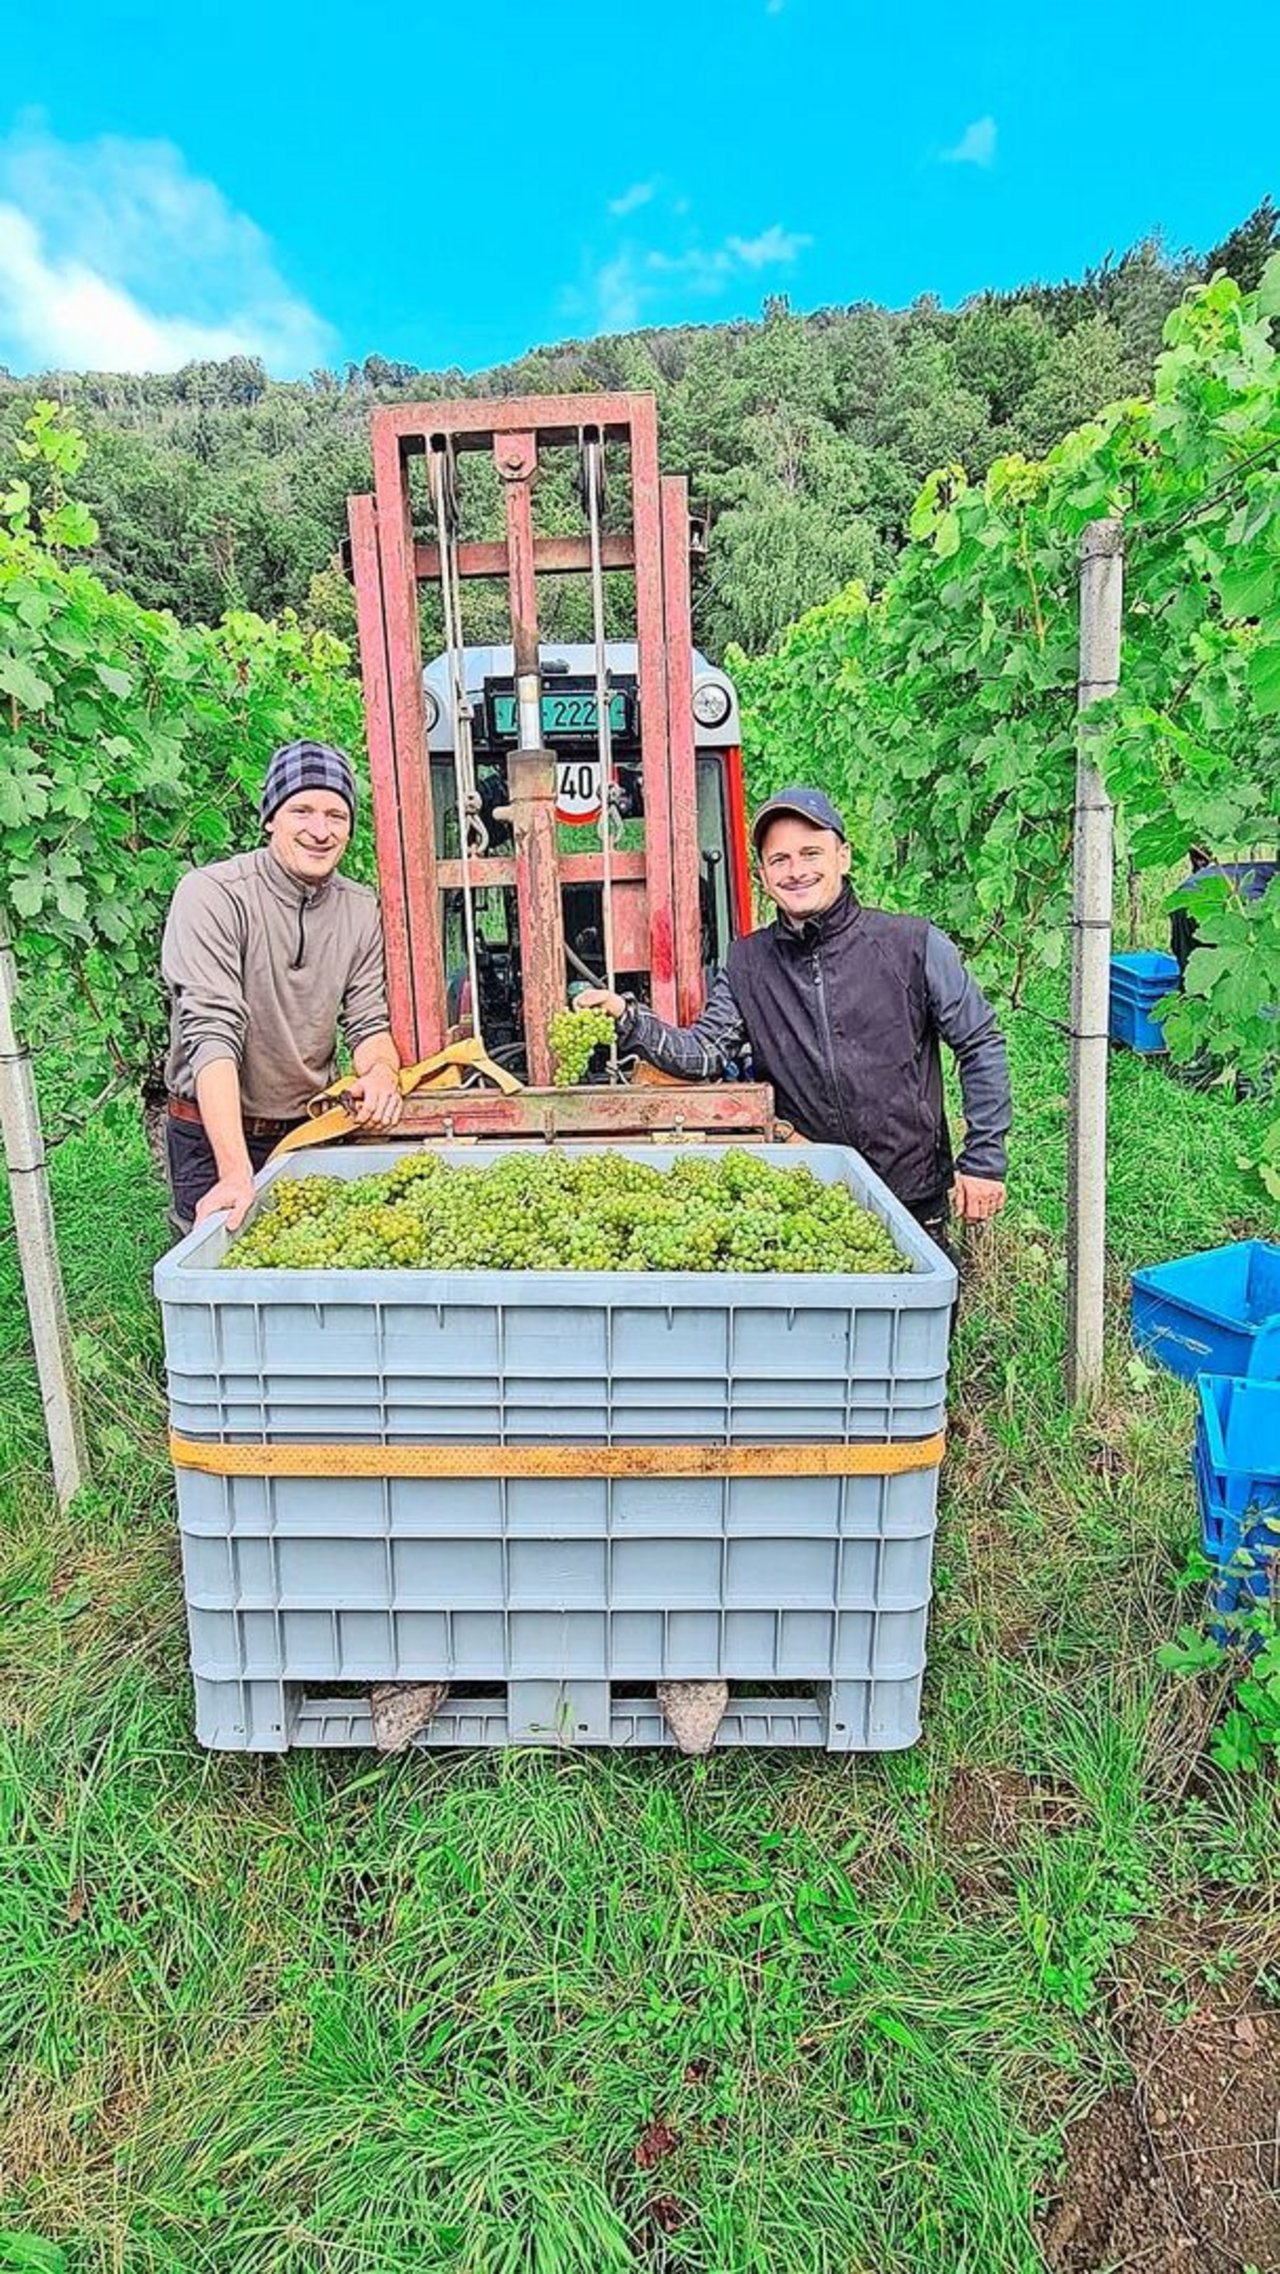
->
[155,1143,955,1753]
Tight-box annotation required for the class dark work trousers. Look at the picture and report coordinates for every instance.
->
[165,1117,292,1240]
[909,1192,959,1271]
[909,1191,963,1323]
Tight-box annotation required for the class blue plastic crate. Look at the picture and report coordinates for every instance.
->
[1108,950,1179,1053]
[1194,1436,1280,1565]
[1131,1241,1280,1381]
[1207,1560,1275,1641]
[1194,1375,1280,1526]
[1191,1376,1280,1644]
[1109,949,1179,997]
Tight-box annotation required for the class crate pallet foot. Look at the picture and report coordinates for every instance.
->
[192,1675,924,1753]
[657,1679,729,1754]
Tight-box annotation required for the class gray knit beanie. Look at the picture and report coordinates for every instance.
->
[261,741,357,827]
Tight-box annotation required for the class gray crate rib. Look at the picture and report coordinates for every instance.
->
[156,1143,955,1753]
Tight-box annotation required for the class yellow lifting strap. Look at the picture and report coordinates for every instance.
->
[169,1432,946,1481]
[268,1038,523,1161]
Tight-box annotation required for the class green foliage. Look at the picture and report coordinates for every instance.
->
[733,266,1280,1161]
[0,405,365,1107]
[0,2239,68,2273]
[0,217,1217,657]
[1203,196,1280,295]
[1159,1574,1280,1775]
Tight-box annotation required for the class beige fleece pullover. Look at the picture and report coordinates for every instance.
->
[162,847,390,1120]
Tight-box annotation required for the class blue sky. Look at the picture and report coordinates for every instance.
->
[1,0,1277,378]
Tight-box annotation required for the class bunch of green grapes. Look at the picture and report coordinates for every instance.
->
[222,1148,907,1276]
[548,1004,616,1087]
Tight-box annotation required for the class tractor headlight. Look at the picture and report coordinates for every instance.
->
[423,687,440,730]
[692,680,731,730]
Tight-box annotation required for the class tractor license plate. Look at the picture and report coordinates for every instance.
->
[490,690,627,740]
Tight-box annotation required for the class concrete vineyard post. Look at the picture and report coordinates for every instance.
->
[0,920,88,1506]
[1067,519,1123,1402]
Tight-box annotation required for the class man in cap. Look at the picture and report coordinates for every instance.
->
[578,785,1009,1245]
[161,739,403,1235]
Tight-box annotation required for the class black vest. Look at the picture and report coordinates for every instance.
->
[725,888,952,1206]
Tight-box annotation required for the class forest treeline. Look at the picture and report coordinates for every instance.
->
[0,199,1274,657]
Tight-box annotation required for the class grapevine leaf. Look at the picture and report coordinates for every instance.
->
[8,870,47,918]
[0,656,54,709]
[53,878,88,924]
[0,771,49,826]
[42,501,99,551]
[1219,559,1276,620]
[0,479,32,527]
[1247,641,1280,717]
[8,582,53,630]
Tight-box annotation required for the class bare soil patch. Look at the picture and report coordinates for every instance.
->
[1042,1980,1280,2272]
[944,1765,1084,1852]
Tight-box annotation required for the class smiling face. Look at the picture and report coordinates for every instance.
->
[266,789,352,883]
[757,814,851,921]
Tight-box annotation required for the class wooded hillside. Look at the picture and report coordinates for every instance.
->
[1,201,1274,656]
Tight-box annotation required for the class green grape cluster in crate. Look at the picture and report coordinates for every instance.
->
[223,1149,908,1276]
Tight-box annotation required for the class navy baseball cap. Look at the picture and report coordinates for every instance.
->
[751,785,847,854]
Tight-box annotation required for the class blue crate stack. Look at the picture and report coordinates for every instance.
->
[1108,950,1180,1053]
[1194,1375,1280,1632]
[1131,1241,1280,1643]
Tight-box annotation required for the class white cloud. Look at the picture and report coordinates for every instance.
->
[940,115,997,168]
[725,224,811,267]
[644,222,811,295]
[765,0,786,14]
[595,252,644,330]
[0,121,333,375]
[608,180,657,218]
[574,216,809,333]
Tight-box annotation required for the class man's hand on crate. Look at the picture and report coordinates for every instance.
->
[195,1169,258,1233]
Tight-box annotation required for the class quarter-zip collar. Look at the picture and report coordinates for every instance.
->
[258,844,335,912]
[257,845,335,969]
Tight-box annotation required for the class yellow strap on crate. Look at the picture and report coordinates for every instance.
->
[169,1432,946,1480]
[269,1040,522,1161]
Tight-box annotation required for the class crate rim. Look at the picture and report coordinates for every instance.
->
[1131,1238,1280,1322]
[155,1140,958,1309]
[1195,1373,1280,1491]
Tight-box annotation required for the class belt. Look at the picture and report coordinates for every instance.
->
[167,1096,297,1141]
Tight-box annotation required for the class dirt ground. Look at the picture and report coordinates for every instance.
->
[1041,1978,1280,2272]
[942,1769,1279,2271]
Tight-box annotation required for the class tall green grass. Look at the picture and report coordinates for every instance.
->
[1,1020,1276,2272]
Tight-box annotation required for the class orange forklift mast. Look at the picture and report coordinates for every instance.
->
[346,392,769,1140]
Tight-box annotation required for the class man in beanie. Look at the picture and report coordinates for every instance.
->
[161,740,402,1234]
[578,786,1010,1245]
